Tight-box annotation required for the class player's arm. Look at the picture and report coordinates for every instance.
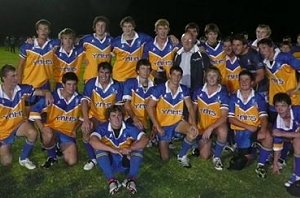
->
[146,98,163,134]
[17,58,25,84]
[89,135,120,154]
[273,128,300,138]
[81,99,92,133]
[228,117,258,132]
[255,68,265,85]
[130,133,149,151]
[272,149,281,174]
[184,97,197,126]
[34,89,53,105]
[124,100,144,130]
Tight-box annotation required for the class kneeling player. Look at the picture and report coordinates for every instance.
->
[30,72,86,168]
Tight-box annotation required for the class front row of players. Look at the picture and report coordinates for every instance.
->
[1,63,300,193]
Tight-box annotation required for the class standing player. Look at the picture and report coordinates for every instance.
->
[143,18,178,84]
[228,70,273,178]
[81,62,123,170]
[89,105,149,195]
[0,64,52,169]
[146,66,198,167]
[112,16,153,82]
[29,72,86,168]
[53,28,85,88]
[17,19,59,90]
[192,66,229,170]
[80,16,113,82]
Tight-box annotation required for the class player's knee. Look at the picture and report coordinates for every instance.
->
[65,158,77,166]
[200,151,211,160]
[26,128,38,142]
[1,156,12,167]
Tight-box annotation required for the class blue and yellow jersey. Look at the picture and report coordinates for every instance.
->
[29,88,86,137]
[225,56,242,94]
[112,32,153,82]
[83,77,123,122]
[53,45,85,83]
[143,37,177,77]
[80,34,113,81]
[150,82,190,127]
[19,38,60,88]
[91,121,145,149]
[192,84,229,133]
[228,89,268,131]
[202,41,226,84]
[273,107,300,150]
[291,45,300,59]
[0,84,34,140]
[123,77,154,128]
[265,51,300,107]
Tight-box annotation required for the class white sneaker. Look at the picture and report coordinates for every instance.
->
[109,179,121,195]
[83,159,97,171]
[19,158,36,170]
[213,157,223,171]
[177,155,191,168]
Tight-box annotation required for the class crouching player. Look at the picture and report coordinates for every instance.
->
[89,105,149,195]
[228,70,272,177]
[271,93,300,187]
[0,64,53,169]
[29,72,86,168]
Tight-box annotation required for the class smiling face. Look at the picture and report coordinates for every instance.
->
[239,74,253,91]
[63,80,77,96]
[109,110,123,129]
[98,67,111,85]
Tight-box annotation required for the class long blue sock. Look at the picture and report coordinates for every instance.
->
[46,144,57,159]
[281,142,292,160]
[20,140,34,160]
[258,146,272,165]
[83,142,96,160]
[214,141,225,158]
[178,138,193,158]
[128,151,143,179]
[95,150,113,180]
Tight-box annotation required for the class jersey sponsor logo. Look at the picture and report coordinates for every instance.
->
[56,115,78,122]
[199,108,217,116]
[2,110,23,119]
[59,66,77,72]
[237,114,257,122]
[271,77,284,85]
[95,102,112,108]
[92,53,110,59]
[34,59,53,65]
[155,60,173,67]
[227,73,239,80]
[161,108,183,115]
[124,56,140,62]
[134,103,146,109]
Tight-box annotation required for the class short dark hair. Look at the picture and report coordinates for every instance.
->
[273,92,292,106]
[185,22,200,34]
[62,72,78,84]
[35,19,51,31]
[136,59,151,72]
[239,70,255,82]
[120,16,136,28]
[105,105,124,120]
[257,38,274,48]
[1,64,15,82]
[92,16,110,32]
[97,62,113,73]
[170,65,183,75]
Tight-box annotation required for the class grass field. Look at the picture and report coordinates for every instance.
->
[0,48,295,198]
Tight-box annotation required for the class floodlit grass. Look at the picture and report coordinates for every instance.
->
[0,47,294,198]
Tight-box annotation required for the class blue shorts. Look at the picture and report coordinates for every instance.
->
[158,122,180,142]
[234,130,254,149]
[273,136,290,151]
[0,130,17,146]
[55,131,76,145]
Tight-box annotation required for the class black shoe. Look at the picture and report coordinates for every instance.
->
[191,148,200,157]
[41,157,58,169]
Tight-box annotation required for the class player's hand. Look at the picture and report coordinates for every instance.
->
[272,163,280,175]
[202,127,213,140]
[81,119,93,134]
[119,148,131,155]
[133,117,144,130]
[272,129,283,137]
[44,91,54,105]
[169,35,179,46]
[154,125,165,136]
[247,125,258,132]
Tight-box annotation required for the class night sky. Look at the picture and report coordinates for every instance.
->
[0,0,299,43]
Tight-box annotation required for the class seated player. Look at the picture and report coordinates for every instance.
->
[89,105,149,195]
[29,72,86,168]
[271,93,300,187]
